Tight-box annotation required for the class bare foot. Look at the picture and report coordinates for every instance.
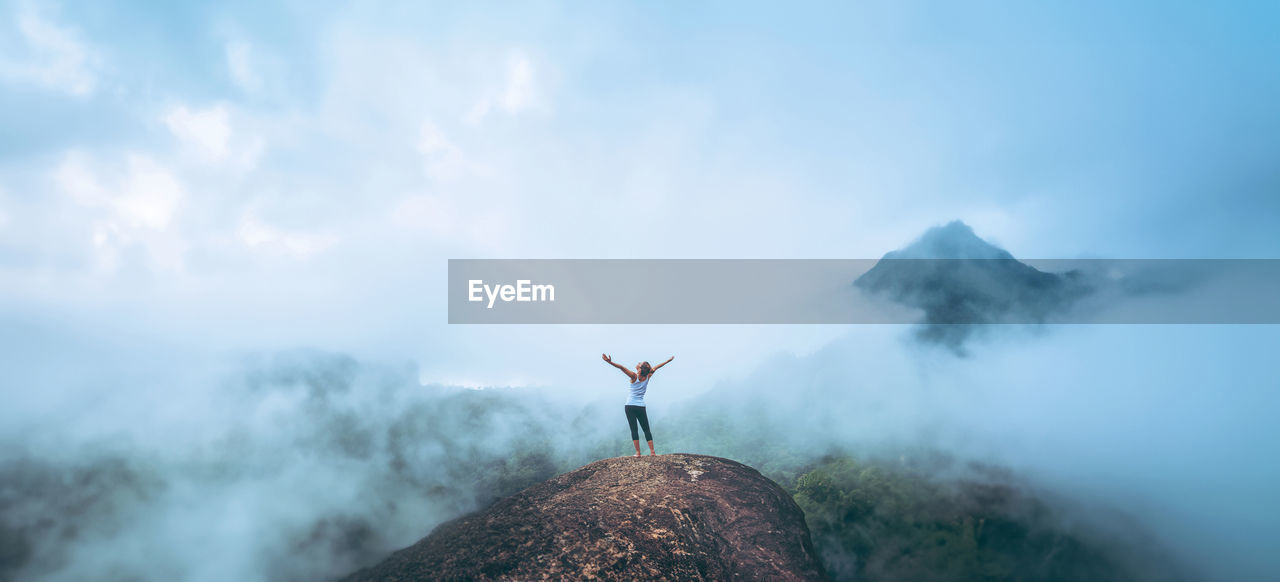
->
[633,453,642,457]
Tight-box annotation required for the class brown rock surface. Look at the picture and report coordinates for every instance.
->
[342,453,827,581]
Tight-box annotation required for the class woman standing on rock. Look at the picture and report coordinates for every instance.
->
[602,354,673,457]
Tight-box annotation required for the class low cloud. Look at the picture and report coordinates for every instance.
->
[0,349,617,581]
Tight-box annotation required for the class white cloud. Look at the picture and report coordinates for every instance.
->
[466,51,542,123]
[162,103,265,170]
[499,52,536,113]
[163,104,233,161]
[390,193,455,234]
[0,4,101,96]
[115,156,182,231]
[56,152,109,208]
[416,121,475,181]
[55,152,186,272]
[389,192,512,251]
[237,213,336,258]
[225,40,261,93]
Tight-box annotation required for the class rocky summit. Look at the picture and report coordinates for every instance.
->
[342,453,827,581]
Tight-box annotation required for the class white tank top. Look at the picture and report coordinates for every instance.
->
[627,376,650,406]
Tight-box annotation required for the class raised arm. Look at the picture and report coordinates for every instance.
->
[651,356,674,373]
[602,353,637,381]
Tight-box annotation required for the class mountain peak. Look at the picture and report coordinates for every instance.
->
[887,220,1014,260]
[855,220,1091,353]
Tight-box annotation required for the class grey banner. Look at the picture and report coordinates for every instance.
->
[447,259,1280,324]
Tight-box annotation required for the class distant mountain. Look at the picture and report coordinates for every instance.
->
[855,221,1092,352]
[873,220,1020,261]
[342,454,826,581]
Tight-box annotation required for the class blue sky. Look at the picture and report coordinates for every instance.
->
[3,1,1278,389]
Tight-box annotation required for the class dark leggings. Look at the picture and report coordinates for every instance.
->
[625,405,652,442]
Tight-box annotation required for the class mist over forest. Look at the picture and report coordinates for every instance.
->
[3,313,1276,581]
